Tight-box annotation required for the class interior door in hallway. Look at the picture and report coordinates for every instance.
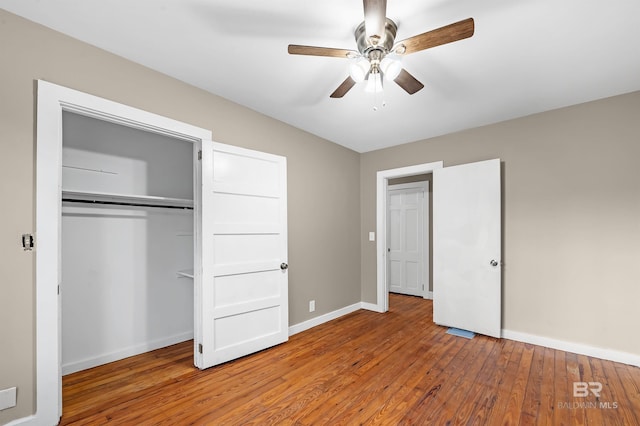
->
[387,182,428,297]
[432,158,501,338]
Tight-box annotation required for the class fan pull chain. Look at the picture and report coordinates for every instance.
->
[372,79,387,112]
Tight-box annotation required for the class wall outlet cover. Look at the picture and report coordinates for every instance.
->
[0,387,17,411]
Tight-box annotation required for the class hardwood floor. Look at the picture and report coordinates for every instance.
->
[61,294,640,425]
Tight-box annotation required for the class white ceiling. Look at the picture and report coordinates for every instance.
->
[2,0,640,152]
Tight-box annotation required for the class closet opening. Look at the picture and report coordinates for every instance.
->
[36,80,214,424]
[60,111,196,375]
[37,81,289,425]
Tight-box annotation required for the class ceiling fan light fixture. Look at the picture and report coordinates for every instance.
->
[349,57,370,83]
[365,70,383,93]
[380,54,402,81]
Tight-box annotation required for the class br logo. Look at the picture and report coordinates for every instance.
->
[573,382,602,398]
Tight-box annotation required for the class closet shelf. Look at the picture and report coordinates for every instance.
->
[177,269,194,279]
[62,190,194,209]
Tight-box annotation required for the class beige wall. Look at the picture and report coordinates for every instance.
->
[3,7,640,425]
[0,10,361,423]
[361,90,640,357]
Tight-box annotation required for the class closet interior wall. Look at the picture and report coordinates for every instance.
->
[61,111,195,375]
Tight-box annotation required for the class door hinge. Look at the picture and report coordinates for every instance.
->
[198,150,202,160]
[198,343,203,354]
[22,234,34,251]
[58,285,60,295]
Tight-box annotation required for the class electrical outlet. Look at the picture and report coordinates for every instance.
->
[309,300,315,312]
[0,387,17,411]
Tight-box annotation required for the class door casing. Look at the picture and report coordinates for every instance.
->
[35,80,211,425]
[375,162,443,312]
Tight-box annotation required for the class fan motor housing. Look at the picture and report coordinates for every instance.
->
[354,18,398,56]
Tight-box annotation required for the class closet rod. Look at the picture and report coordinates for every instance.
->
[62,198,194,210]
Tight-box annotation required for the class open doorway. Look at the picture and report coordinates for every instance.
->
[375,161,443,313]
[375,159,502,338]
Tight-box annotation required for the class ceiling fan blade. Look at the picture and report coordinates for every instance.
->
[397,18,474,55]
[394,69,424,95]
[288,45,355,58]
[330,77,357,98]
[363,0,387,42]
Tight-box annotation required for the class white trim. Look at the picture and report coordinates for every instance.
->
[375,162,443,313]
[62,332,194,375]
[361,302,385,313]
[289,303,362,336]
[34,80,212,426]
[502,329,640,367]
[425,291,433,300]
[5,415,36,426]
[291,304,640,368]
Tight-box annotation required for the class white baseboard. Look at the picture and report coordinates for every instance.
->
[289,302,362,336]
[502,329,640,368]
[361,302,384,313]
[62,331,194,375]
[288,305,640,368]
[5,415,36,426]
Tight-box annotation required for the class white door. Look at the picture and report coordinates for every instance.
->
[195,141,288,369]
[387,183,428,297]
[432,159,501,338]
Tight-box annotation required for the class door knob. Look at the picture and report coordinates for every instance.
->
[490,260,499,267]
[280,263,289,270]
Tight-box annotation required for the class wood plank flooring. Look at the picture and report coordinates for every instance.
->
[60,294,640,425]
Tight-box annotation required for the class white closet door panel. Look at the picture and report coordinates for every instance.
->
[213,296,281,319]
[214,306,282,348]
[213,234,281,265]
[213,261,280,277]
[213,150,281,197]
[196,141,288,369]
[214,270,281,308]
[213,192,280,225]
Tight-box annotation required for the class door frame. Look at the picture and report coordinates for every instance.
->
[34,80,212,425]
[375,161,443,312]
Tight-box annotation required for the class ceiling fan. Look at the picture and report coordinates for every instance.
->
[288,0,474,98]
